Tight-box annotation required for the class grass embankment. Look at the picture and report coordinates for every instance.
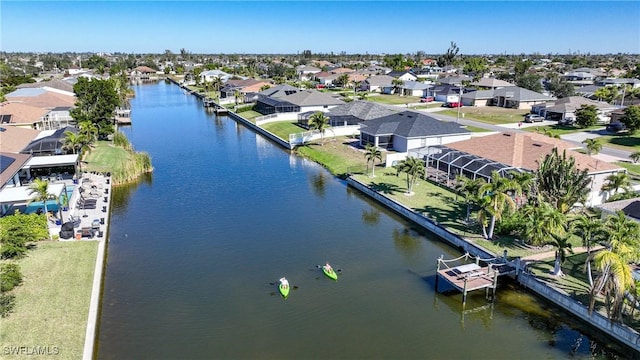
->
[0,241,98,360]
[83,135,153,185]
[261,121,305,140]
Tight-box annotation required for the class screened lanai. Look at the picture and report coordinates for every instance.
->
[410,145,527,182]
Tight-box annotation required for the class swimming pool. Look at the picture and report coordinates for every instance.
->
[24,185,75,214]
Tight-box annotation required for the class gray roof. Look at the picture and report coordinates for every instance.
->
[326,101,396,121]
[576,85,603,95]
[16,79,75,93]
[461,89,495,100]
[598,198,640,220]
[544,96,614,113]
[359,111,470,138]
[401,81,432,90]
[470,78,512,88]
[259,84,299,98]
[493,86,555,102]
[281,90,345,107]
[439,75,471,85]
[366,75,395,87]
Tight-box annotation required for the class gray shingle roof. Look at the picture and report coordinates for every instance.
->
[326,101,396,121]
[359,111,470,138]
[366,75,395,86]
[259,84,299,98]
[281,90,345,106]
[401,81,432,90]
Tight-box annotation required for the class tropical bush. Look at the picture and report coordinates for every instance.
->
[0,212,48,259]
[113,131,133,151]
[0,263,22,292]
[235,104,254,113]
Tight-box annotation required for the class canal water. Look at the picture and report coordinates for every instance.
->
[97,82,628,359]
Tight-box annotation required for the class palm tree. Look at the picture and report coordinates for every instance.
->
[27,178,55,216]
[509,170,535,206]
[536,148,591,214]
[337,73,350,89]
[454,175,485,223]
[364,144,382,177]
[549,233,574,277]
[392,79,404,96]
[395,157,425,195]
[589,211,640,320]
[629,151,640,164]
[62,131,83,154]
[79,121,98,144]
[582,138,602,156]
[572,214,606,287]
[522,200,566,246]
[479,171,522,240]
[308,111,331,145]
[233,90,243,106]
[601,172,632,196]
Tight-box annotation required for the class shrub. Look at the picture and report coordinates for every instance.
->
[0,263,22,292]
[113,131,133,151]
[235,104,254,113]
[0,211,48,259]
[0,293,16,318]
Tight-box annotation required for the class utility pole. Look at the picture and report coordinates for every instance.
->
[456,86,462,123]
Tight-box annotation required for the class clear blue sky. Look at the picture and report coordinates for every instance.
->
[2,1,639,55]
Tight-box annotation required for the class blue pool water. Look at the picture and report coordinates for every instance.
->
[24,185,75,214]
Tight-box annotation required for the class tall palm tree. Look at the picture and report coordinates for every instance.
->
[395,157,425,195]
[62,131,83,154]
[337,73,350,89]
[454,175,485,223]
[233,90,243,105]
[509,170,535,206]
[601,172,632,196]
[27,178,55,216]
[582,138,602,156]
[536,148,591,214]
[79,121,98,144]
[589,211,640,320]
[364,144,382,177]
[308,111,331,145]
[479,171,522,240]
[549,233,574,277]
[572,214,606,287]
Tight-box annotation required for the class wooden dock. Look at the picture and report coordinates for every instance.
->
[435,254,515,307]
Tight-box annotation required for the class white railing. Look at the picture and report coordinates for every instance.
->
[255,113,278,123]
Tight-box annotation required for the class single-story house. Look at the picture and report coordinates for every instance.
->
[439,75,472,86]
[399,81,432,97]
[598,78,640,89]
[5,87,76,110]
[361,75,395,93]
[430,84,464,103]
[0,152,32,189]
[199,70,233,83]
[255,90,344,115]
[0,102,50,129]
[461,86,555,109]
[532,96,617,122]
[258,84,299,99]
[359,111,471,152]
[424,132,624,206]
[20,126,78,156]
[298,100,397,128]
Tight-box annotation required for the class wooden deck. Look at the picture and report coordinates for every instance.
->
[437,263,496,293]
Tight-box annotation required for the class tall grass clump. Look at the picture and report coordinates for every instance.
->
[110,131,153,185]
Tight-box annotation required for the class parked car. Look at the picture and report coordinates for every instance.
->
[445,102,462,108]
[606,122,626,133]
[524,114,545,123]
[420,96,434,103]
[559,117,575,126]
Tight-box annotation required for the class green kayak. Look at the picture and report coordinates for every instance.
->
[322,265,338,281]
[279,277,290,298]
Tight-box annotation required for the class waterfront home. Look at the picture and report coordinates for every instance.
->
[398,81,432,97]
[199,70,233,83]
[358,111,471,152]
[20,126,79,156]
[597,198,640,224]
[423,132,624,206]
[5,87,76,110]
[16,78,75,93]
[255,89,344,116]
[298,100,396,128]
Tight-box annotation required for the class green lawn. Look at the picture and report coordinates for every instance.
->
[412,103,444,110]
[523,124,603,137]
[439,108,528,125]
[239,110,262,121]
[462,125,493,133]
[616,161,640,176]
[597,134,640,151]
[261,121,306,141]
[0,241,98,360]
[83,141,131,174]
